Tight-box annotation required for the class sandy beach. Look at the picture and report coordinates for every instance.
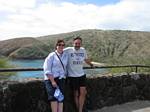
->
[89,100,150,112]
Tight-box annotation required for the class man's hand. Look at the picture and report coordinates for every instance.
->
[85,59,95,68]
[90,63,94,68]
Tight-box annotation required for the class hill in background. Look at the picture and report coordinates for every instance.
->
[0,37,50,59]
[0,29,150,65]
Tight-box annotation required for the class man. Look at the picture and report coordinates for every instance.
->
[64,36,93,112]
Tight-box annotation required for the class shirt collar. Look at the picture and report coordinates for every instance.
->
[55,50,63,56]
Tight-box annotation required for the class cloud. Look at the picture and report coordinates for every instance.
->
[0,0,36,12]
[0,0,150,40]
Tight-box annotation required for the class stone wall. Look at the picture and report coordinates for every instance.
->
[0,73,150,112]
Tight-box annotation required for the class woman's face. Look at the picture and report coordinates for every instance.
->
[56,42,65,52]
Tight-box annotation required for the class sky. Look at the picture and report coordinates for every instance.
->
[0,0,150,40]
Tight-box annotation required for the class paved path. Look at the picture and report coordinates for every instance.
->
[89,100,150,112]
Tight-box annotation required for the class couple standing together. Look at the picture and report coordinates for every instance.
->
[43,36,93,112]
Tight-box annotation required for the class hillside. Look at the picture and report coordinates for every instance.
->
[0,29,150,64]
[0,37,50,59]
[38,29,150,64]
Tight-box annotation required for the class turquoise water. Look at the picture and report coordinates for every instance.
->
[9,59,44,80]
[8,59,106,80]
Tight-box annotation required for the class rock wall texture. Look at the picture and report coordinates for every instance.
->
[0,73,150,112]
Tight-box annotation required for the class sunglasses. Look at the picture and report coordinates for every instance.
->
[57,44,65,46]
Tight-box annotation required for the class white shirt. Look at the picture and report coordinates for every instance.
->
[43,51,68,80]
[64,47,88,77]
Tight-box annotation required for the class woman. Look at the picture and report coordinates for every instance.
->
[43,39,68,112]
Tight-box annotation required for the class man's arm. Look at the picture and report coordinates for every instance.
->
[84,58,94,67]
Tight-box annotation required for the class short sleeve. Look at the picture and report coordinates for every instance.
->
[83,48,88,59]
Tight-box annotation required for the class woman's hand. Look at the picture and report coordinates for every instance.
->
[51,81,57,88]
[47,75,58,87]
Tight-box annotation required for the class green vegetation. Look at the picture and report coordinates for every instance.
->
[0,58,10,68]
[109,57,150,74]
[0,58,15,80]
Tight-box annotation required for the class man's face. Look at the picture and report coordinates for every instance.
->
[73,39,82,50]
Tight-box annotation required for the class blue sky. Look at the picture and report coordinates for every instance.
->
[0,0,150,40]
[37,0,120,5]
[55,0,120,5]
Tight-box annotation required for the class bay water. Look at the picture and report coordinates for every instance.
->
[8,59,106,80]
[9,59,44,80]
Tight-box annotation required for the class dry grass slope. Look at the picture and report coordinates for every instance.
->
[0,29,150,64]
